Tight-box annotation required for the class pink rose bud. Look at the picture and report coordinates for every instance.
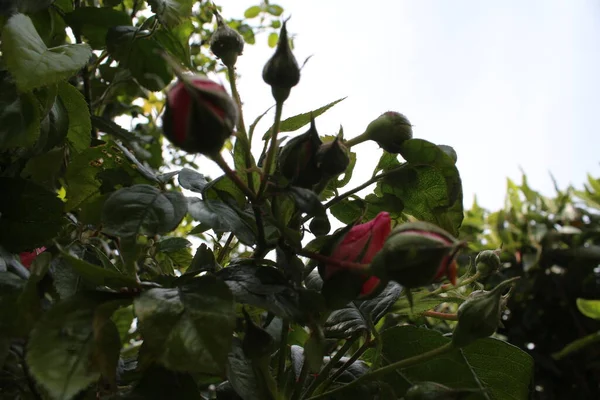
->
[19,247,47,269]
[370,221,463,288]
[320,212,392,298]
[162,75,239,156]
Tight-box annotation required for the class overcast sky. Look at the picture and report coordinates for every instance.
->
[212,0,600,211]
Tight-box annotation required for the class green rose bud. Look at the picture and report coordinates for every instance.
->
[475,249,501,277]
[315,137,350,176]
[210,10,244,68]
[452,277,518,348]
[364,111,413,153]
[262,20,300,103]
[370,221,464,289]
[438,144,458,164]
[278,116,322,188]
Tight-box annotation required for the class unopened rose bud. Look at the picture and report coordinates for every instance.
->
[162,75,238,156]
[262,20,300,102]
[364,111,413,153]
[452,277,517,348]
[210,10,244,68]
[278,116,322,188]
[438,144,458,164]
[370,221,463,288]
[475,250,501,277]
[315,137,350,176]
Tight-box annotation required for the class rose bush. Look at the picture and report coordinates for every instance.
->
[0,2,535,400]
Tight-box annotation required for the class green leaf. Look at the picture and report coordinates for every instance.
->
[127,366,202,399]
[178,168,209,193]
[227,338,273,400]
[60,251,139,289]
[0,271,26,336]
[65,142,152,211]
[244,5,262,18]
[133,276,235,375]
[26,293,124,400]
[64,7,131,49]
[157,237,191,253]
[106,25,172,91]
[0,73,41,149]
[396,139,464,235]
[187,197,256,246]
[266,4,284,16]
[267,32,278,48]
[1,14,92,92]
[0,178,64,252]
[323,278,403,338]
[102,185,187,237]
[147,0,194,27]
[58,81,91,153]
[21,147,65,189]
[154,21,194,68]
[262,97,347,140]
[217,264,308,322]
[373,326,533,398]
[576,298,600,320]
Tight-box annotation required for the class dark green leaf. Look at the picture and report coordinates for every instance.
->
[60,251,139,289]
[106,25,172,91]
[1,14,92,91]
[58,81,91,153]
[227,338,270,400]
[133,276,235,374]
[157,237,191,253]
[0,74,41,149]
[262,97,347,140]
[217,264,308,322]
[178,168,209,193]
[64,7,131,48]
[26,293,124,400]
[154,21,194,68]
[187,243,218,274]
[187,197,256,246]
[0,178,64,252]
[127,366,201,399]
[102,185,187,237]
[147,0,194,27]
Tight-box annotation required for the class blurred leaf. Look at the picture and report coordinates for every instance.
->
[58,81,91,153]
[244,6,261,18]
[133,276,235,374]
[0,178,64,252]
[64,7,131,48]
[576,298,600,320]
[178,168,209,193]
[26,293,125,400]
[1,14,92,91]
[60,251,139,289]
[106,25,172,91]
[0,74,41,149]
[102,185,187,237]
[266,5,284,16]
[267,32,278,48]
[147,0,194,27]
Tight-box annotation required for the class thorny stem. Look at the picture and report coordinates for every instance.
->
[257,101,284,199]
[306,342,455,400]
[216,233,234,264]
[296,249,370,272]
[422,310,459,321]
[302,335,361,398]
[277,320,290,387]
[211,151,256,202]
[311,337,370,397]
[343,131,368,148]
[430,271,482,296]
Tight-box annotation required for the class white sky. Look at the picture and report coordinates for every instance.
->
[214,0,600,211]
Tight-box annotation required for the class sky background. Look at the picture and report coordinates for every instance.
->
[208,0,600,212]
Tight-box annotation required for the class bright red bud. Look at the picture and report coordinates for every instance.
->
[19,247,46,269]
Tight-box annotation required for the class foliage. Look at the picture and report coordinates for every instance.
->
[457,174,600,399]
[0,1,538,400]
